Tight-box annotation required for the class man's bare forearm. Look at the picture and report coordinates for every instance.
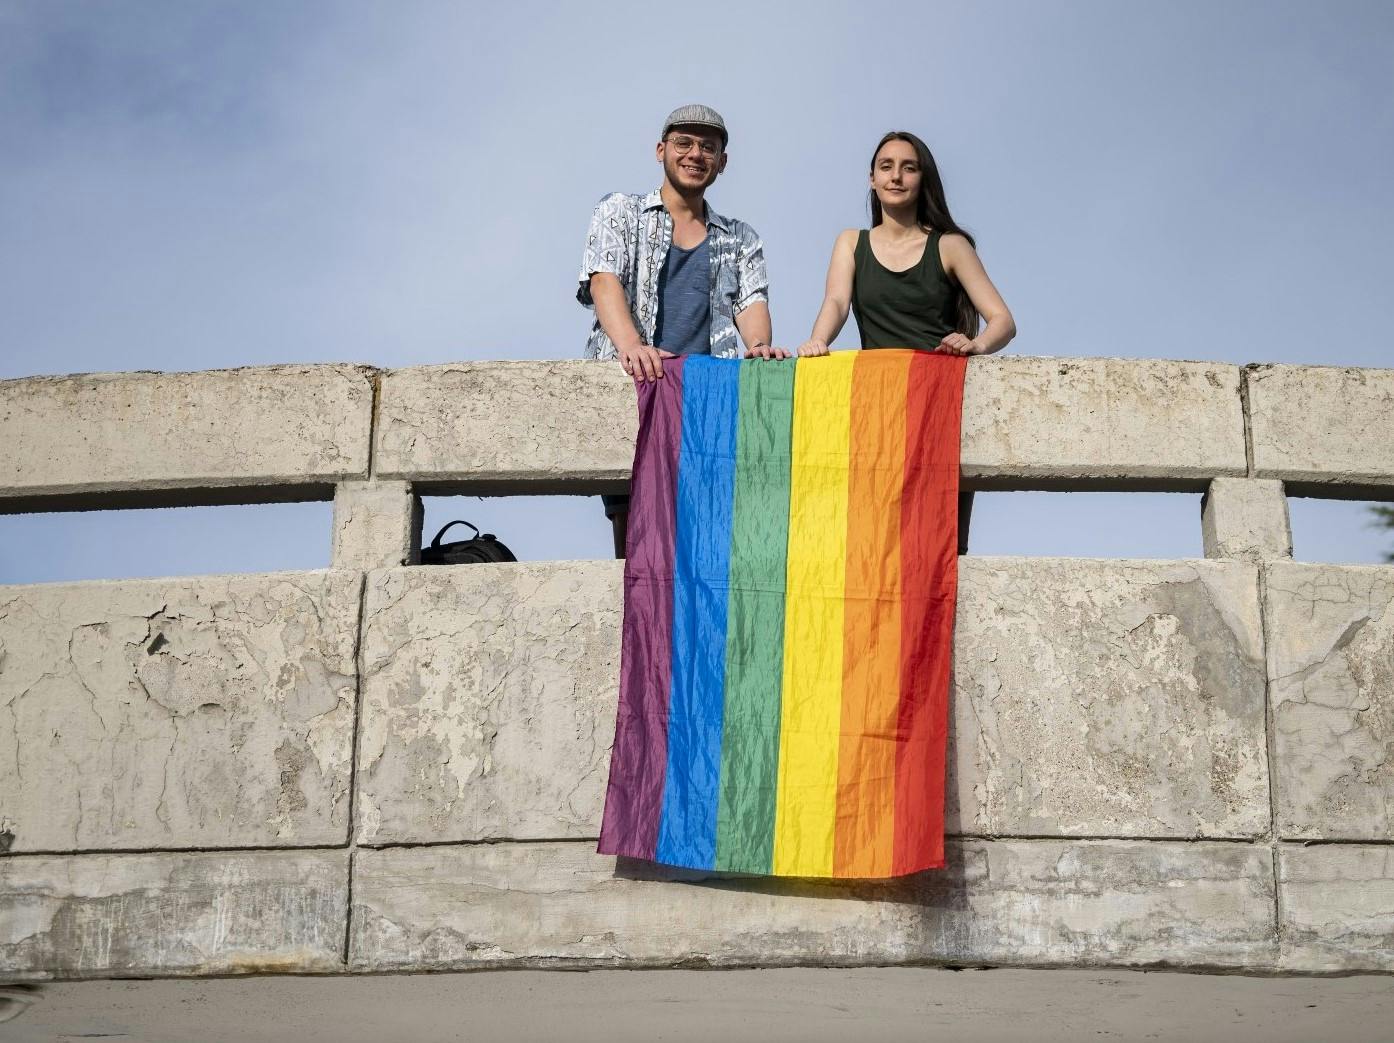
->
[734,301,772,350]
[589,273,643,351]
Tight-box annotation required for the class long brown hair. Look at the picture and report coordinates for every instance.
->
[868,131,979,337]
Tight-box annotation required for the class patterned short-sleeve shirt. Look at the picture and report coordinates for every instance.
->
[577,189,769,360]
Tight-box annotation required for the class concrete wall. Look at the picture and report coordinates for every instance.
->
[2,356,1392,981]
[0,366,374,510]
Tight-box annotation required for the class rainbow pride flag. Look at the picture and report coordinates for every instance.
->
[598,349,966,878]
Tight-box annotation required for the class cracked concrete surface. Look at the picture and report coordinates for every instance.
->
[4,356,1394,983]
[353,562,622,845]
[0,365,373,499]
[348,839,1275,972]
[370,357,1248,489]
[349,558,1269,844]
[0,571,361,852]
[373,362,638,485]
[959,357,1246,482]
[1201,477,1292,561]
[0,850,347,978]
[1247,363,1394,486]
[330,480,422,569]
[1264,562,1394,839]
[948,558,1270,839]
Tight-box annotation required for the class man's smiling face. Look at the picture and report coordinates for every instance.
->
[658,124,727,191]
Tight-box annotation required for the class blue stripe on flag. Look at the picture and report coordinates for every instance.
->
[656,356,740,869]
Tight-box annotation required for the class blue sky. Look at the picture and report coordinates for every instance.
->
[2,0,1391,582]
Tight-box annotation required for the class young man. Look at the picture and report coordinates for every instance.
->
[578,104,786,556]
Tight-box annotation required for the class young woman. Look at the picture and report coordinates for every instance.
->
[795,131,1016,550]
[798,130,1014,359]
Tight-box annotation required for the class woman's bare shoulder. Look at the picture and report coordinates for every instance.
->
[833,228,860,252]
[938,231,977,253]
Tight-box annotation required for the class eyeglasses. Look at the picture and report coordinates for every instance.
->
[666,135,722,157]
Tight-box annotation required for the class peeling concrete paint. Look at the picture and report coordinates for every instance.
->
[948,559,1269,839]
[0,572,360,852]
[3,351,1394,982]
[354,562,621,845]
[1264,562,1394,839]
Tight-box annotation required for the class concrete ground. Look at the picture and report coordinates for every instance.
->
[4,967,1393,1043]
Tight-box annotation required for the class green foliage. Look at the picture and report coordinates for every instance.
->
[1373,505,1394,563]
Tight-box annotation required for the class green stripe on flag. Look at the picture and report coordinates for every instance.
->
[715,359,796,874]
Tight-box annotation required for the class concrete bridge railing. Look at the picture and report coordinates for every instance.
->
[1,356,1392,980]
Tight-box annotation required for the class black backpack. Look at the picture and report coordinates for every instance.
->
[420,520,518,565]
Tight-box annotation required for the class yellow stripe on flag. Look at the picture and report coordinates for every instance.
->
[773,351,856,877]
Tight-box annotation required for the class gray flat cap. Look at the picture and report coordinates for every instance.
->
[661,104,728,145]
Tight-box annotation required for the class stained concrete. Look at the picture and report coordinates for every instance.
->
[349,839,1276,972]
[373,361,638,490]
[370,356,1248,493]
[0,365,373,505]
[1279,844,1394,972]
[2,356,1393,986]
[959,356,1247,487]
[1263,562,1394,840]
[9,968,1394,1043]
[330,480,422,569]
[351,558,1269,846]
[948,557,1269,838]
[1202,477,1293,561]
[1247,363,1394,488]
[0,850,347,978]
[353,561,622,846]
[0,571,361,852]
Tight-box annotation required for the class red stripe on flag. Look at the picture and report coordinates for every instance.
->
[893,352,966,875]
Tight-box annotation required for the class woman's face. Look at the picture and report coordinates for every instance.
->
[871,139,921,210]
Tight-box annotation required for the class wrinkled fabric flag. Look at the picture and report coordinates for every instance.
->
[598,350,966,878]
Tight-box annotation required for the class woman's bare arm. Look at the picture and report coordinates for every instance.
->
[937,234,1016,356]
[798,230,858,356]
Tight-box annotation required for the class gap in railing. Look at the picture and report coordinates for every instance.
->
[0,502,331,585]
[421,495,616,563]
[1288,496,1394,565]
[964,491,1203,559]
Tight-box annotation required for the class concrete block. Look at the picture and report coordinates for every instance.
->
[349,840,1276,971]
[0,850,347,979]
[1247,363,1394,488]
[372,357,1246,493]
[948,558,1270,839]
[1279,844,1394,972]
[353,562,622,845]
[350,559,1267,845]
[1263,562,1394,840]
[331,480,422,568]
[373,362,637,490]
[960,356,1246,488]
[0,571,360,852]
[1201,478,1292,561]
[0,365,374,506]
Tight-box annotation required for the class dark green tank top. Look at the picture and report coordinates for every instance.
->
[851,229,958,351]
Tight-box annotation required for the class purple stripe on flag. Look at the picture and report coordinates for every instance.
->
[597,358,686,859]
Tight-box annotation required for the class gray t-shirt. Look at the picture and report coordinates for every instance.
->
[653,237,711,356]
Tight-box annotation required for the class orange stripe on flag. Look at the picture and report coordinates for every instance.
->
[834,350,911,878]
